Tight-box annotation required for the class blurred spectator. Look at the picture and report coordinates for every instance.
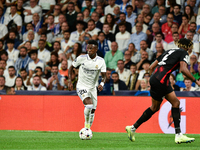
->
[151,0,165,14]
[112,72,127,91]
[0,7,5,24]
[132,14,148,34]
[91,11,103,30]
[115,22,130,53]
[126,5,137,28]
[61,0,81,14]
[28,50,45,73]
[135,60,150,90]
[52,41,63,54]
[47,65,64,90]
[141,4,153,24]
[20,68,28,87]
[127,22,147,51]
[185,22,199,42]
[126,64,138,90]
[71,12,87,31]
[0,76,9,91]
[27,75,47,91]
[178,15,190,37]
[83,8,91,23]
[127,43,140,63]
[22,23,39,41]
[65,2,78,30]
[5,66,17,87]
[32,13,42,34]
[161,13,177,37]
[40,33,53,51]
[84,19,100,40]
[166,0,177,14]
[184,5,196,23]
[97,31,111,57]
[116,59,131,83]
[59,60,68,77]
[46,14,55,33]
[113,5,120,21]
[38,39,51,63]
[6,39,19,63]
[23,0,42,23]
[38,0,55,17]
[165,23,182,43]
[16,0,24,22]
[150,32,167,52]
[0,40,4,52]
[102,23,115,42]
[148,12,162,30]
[69,21,85,44]
[147,23,160,46]
[151,43,164,63]
[0,24,8,41]
[186,0,198,15]
[54,21,69,42]
[81,33,91,53]
[169,74,180,91]
[104,14,117,33]
[0,60,8,77]
[0,68,4,76]
[124,50,135,69]
[140,40,154,61]
[158,5,167,24]
[24,41,32,53]
[60,31,74,53]
[6,87,16,95]
[134,0,145,14]
[173,4,182,26]
[115,12,132,34]
[0,51,14,70]
[54,14,67,36]
[139,78,149,91]
[13,76,27,90]
[82,0,96,15]
[63,68,77,90]
[6,31,22,49]
[186,31,199,55]
[28,66,47,87]
[99,68,114,95]
[105,0,118,15]
[4,5,22,32]
[188,54,198,74]
[181,77,197,91]
[15,47,31,76]
[104,41,123,70]
[53,4,62,24]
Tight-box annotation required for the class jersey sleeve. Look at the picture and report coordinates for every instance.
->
[72,55,82,68]
[179,50,189,65]
[101,60,107,72]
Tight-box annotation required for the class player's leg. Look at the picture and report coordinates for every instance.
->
[165,91,195,144]
[88,88,97,128]
[83,97,93,129]
[126,98,162,141]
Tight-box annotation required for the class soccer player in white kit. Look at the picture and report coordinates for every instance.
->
[68,40,107,129]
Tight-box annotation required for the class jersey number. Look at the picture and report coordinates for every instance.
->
[158,50,175,65]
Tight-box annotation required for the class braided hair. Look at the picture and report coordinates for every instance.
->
[176,38,193,50]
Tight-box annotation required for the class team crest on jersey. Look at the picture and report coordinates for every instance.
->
[95,65,98,69]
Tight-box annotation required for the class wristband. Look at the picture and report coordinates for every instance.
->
[100,82,104,87]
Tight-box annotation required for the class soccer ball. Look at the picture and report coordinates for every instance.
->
[79,128,93,140]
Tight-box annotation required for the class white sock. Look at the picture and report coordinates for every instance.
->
[175,133,183,137]
[84,107,91,125]
[89,113,95,127]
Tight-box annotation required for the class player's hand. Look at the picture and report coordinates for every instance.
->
[68,81,73,91]
[97,85,103,92]
[196,80,200,86]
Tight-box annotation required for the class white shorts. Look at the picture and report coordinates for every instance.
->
[76,87,97,109]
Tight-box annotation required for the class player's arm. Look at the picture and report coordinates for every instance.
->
[149,60,159,75]
[180,61,200,86]
[98,72,106,92]
[68,65,75,91]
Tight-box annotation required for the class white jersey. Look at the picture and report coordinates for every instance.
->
[72,54,106,89]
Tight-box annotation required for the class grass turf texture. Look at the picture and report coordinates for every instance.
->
[0,130,199,150]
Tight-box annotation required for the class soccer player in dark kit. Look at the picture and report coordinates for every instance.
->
[125,38,200,144]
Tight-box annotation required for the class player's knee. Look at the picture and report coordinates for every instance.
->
[85,104,93,109]
[83,97,93,105]
[172,99,180,108]
[150,105,160,112]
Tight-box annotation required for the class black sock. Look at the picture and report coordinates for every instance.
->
[171,107,181,134]
[134,107,155,129]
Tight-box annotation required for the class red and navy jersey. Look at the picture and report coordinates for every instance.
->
[152,48,188,85]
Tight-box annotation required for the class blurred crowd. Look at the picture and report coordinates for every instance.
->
[0,0,200,94]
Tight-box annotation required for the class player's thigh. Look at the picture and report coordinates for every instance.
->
[165,91,180,108]
[77,88,91,103]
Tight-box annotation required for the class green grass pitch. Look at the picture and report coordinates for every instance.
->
[0,130,199,150]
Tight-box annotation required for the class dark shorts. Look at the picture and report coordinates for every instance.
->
[149,76,173,102]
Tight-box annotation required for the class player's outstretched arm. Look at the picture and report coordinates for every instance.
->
[98,72,106,92]
[68,65,75,91]
[149,60,158,75]
[180,61,198,84]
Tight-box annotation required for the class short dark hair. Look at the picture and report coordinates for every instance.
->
[174,4,181,9]
[68,2,75,6]
[20,47,27,51]
[35,66,42,72]
[20,68,27,72]
[98,31,105,36]
[172,32,179,35]
[7,39,15,44]
[29,50,38,55]
[0,51,8,56]
[8,66,15,70]
[126,5,133,10]
[88,40,98,46]
[118,22,126,27]
[54,41,61,46]
[112,72,119,76]
[0,75,5,80]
